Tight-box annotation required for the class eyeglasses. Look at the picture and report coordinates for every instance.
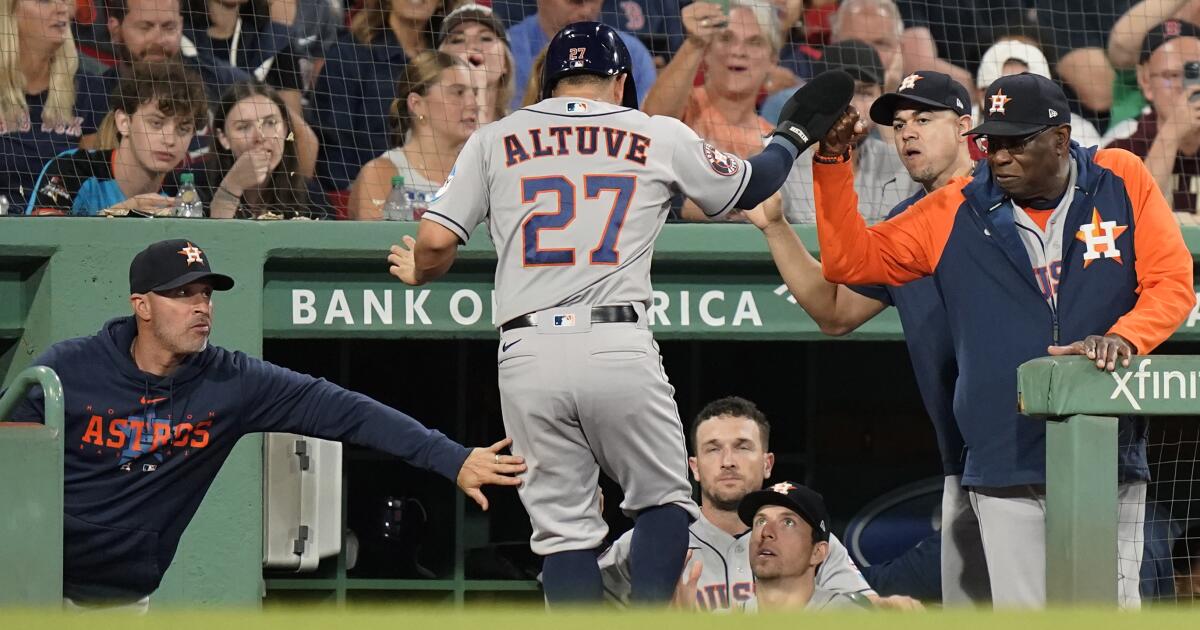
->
[973,126,1054,156]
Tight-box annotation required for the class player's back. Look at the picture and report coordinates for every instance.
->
[471,98,685,325]
[425,96,749,326]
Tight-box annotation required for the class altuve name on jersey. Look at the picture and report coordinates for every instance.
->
[504,126,651,167]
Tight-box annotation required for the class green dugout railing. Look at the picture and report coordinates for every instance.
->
[1018,355,1200,605]
[0,366,64,604]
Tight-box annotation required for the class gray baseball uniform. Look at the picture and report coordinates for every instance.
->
[599,511,876,610]
[424,97,752,555]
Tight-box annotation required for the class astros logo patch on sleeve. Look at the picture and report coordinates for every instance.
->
[703,143,740,176]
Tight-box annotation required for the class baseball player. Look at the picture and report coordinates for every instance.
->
[1,239,524,609]
[386,22,852,604]
[745,71,991,606]
[599,396,920,610]
[738,482,867,611]
[813,73,1196,607]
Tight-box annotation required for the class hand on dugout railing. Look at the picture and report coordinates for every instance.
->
[1047,333,1135,372]
[457,437,526,511]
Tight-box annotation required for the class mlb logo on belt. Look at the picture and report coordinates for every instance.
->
[553,314,576,327]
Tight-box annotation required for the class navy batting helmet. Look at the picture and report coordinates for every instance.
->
[540,21,638,108]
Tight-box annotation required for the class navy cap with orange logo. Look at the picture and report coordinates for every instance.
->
[869,70,971,126]
[966,72,1070,138]
[129,239,235,294]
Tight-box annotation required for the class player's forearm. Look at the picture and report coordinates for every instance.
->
[413,244,456,284]
[641,40,705,120]
[761,222,845,329]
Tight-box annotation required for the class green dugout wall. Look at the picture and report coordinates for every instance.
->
[2,219,1199,606]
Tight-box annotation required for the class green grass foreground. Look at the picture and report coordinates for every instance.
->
[3,607,1200,629]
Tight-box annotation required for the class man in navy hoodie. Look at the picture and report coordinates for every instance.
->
[4,238,526,608]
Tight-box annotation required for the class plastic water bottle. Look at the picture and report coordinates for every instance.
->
[382,175,412,221]
[174,173,204,218]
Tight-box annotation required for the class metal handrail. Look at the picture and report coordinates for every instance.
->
[0,366,64,432]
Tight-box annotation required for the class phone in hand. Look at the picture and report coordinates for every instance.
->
[1185,61,1200,101]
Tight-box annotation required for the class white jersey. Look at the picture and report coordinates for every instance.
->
[423,97,752,326]
[598,511,876,611]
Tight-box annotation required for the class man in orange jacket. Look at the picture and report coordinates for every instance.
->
[812,72,1195,608]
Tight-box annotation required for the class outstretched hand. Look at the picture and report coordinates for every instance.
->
[456,437,526,511]
[387,236,421,286]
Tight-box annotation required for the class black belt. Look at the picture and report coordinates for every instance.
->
[500,305,638,332]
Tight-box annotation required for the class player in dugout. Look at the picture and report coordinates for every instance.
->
[745,70,991,606]
[812,72,1196,608]
[736,481,868,611]
[1,238,526,611]
[599,396,922,610]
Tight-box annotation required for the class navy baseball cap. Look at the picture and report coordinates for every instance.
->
[129,239,235,294]
[966,72,1069,137]
[738,481,830,542]
[1140,19,1200,64]
[869,70,971,126]
[819,40,884,86]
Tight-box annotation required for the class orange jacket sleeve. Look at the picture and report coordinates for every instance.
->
[813,159,965,286]
[1094,149,1196,353]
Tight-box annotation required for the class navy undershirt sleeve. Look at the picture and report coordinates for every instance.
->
[735,138,798,209]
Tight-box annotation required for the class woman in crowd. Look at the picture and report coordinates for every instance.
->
[184,81,331,219]
[642,0,779,221]
[348,51,477,220]
[184,0,320,176]
[436,2,513,125]
[642,0,779,159]
[0,0,107,212]
[309,0,442,192]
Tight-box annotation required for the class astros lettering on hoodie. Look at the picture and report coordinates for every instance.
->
[6,316,472,604]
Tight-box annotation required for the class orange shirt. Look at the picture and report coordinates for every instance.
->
[812,149,1195,354]
[682,87,774,159]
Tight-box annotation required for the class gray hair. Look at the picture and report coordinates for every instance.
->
[831,0,904,41]
[730,0,782,56]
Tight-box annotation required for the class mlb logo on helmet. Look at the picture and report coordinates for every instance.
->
[553,314,576,327]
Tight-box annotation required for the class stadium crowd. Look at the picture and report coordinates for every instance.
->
[3,0,1200,222]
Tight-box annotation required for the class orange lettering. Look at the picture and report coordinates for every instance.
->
[190,420,211,448]
[106,418,128,449]
[151,422,171,451]
[172,422,193,446]
[82,415,104,445]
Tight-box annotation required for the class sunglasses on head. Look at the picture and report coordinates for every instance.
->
[972,126,1054,156]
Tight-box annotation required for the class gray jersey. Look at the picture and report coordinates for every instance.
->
[423,97,752,325]
[598,512,875,611]
[1013,158,1078,309]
